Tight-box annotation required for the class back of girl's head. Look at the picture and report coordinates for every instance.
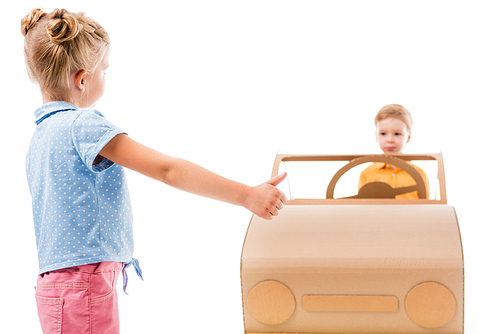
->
[375,104,413,131]
[21,8,109,102]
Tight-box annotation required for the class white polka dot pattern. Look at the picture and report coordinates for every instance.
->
[26,102,133,274]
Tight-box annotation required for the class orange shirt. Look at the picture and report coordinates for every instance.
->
[358,162,430,199]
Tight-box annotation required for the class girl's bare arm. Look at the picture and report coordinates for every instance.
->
[99,134,287,219]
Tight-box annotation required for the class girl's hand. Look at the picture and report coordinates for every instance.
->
[241,173,287,220]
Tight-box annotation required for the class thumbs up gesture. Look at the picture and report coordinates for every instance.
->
[242,172,288,220]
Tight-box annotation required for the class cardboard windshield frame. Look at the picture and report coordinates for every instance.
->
[271,153,447,205]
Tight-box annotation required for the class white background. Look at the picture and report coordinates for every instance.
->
[2,1,498,332]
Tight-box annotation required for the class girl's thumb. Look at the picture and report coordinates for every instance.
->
[268,172,287,187]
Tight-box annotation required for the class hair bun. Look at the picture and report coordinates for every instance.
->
[21,8,46,37]
[46,9,81,44]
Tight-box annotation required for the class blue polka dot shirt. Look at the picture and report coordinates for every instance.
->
[26,102,134,274]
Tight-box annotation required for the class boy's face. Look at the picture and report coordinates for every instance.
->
[375,117,411,154]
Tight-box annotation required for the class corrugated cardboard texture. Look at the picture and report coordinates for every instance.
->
[241,205,463,334]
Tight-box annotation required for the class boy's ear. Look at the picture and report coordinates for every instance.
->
[74,70,87,92]
[407,131,412,143]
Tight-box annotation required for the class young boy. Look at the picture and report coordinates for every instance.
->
[358,104,429,199]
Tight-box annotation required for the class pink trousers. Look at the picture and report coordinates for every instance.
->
[35,262,122,334]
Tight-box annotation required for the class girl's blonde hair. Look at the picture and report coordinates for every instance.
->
[375,104,413,131]
[21,8,109,102]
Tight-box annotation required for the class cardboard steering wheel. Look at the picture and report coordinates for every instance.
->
[326,155,427,199]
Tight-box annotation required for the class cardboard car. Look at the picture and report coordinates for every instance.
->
[240,153,463,334]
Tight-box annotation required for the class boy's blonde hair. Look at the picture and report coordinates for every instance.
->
[375,104,413,131]
[21,8,109,103]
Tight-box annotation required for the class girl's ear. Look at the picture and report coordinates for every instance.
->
[74,70,87,92]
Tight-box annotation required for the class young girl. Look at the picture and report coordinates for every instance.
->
[21,8,286,334]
